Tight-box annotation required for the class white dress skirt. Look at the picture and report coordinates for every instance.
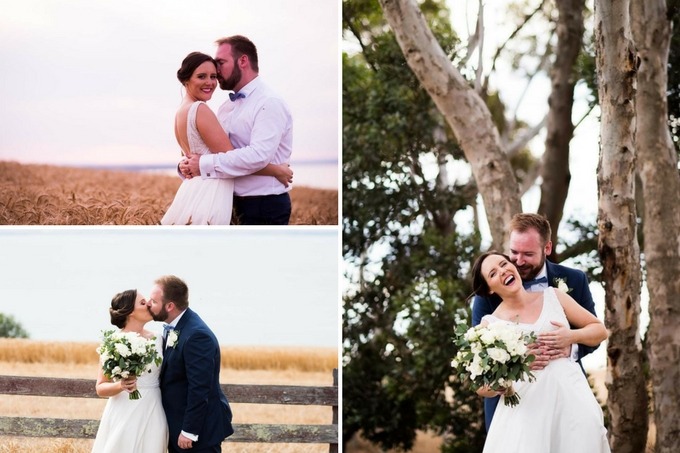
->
[161,101,234,225]
[91,336,168,453]
[482,288,611,453]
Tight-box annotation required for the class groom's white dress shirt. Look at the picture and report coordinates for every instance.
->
[525,264,579,362]
[199,76,293,196]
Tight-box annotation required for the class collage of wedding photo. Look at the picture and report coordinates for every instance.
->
[3,1,680,453]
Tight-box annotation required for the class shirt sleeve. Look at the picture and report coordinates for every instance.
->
[199,97,291,179]
[181,431,199,442]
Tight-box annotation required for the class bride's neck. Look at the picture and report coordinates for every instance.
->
[122,320,145,334]
[500,291,532,307]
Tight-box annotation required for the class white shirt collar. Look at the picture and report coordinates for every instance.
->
[168,309,187,329]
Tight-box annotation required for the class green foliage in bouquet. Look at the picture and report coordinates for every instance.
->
[452,322,537,407]
[97,329,162,400]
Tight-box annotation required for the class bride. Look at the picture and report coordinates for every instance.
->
[470,251,610,453]
[161,52,292,225]
[91,290,168,452]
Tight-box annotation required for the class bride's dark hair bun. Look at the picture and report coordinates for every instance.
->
[109,289,137,328]
[177,52,217,85]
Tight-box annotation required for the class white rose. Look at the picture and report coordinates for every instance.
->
[114,343,131,357]
[471,342,483,355]
[479,329,497,345]
[167,330,179,348]
[487,347,511,364]
[557,281,569,292]
[464,328,479,342]
[467,355,485,379]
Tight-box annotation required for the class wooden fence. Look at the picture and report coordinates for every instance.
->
[0,370,338,451]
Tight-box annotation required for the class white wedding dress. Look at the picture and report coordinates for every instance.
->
[91,335,168,453]
[482,287,610,453]
[161,101,234,225]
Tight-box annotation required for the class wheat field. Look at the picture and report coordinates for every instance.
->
[0,340,338,453]
[0,161,338,225]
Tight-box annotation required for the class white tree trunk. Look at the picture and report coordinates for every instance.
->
[378,0,521,250]
[630,0,680,450]
[594,1,648,452]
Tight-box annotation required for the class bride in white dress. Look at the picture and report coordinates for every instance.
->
[161,52,292,225]
[91,290,168,453]
[470,252,610,453]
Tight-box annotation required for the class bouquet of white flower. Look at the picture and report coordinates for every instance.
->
[451,322,537,407]
[96,329,162,400]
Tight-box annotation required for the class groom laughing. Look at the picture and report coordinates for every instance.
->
[148,275,233,452]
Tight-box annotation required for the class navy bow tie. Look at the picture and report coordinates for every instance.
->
[522,276,548,289]
[229,92,246,101]
[163,324,175,333]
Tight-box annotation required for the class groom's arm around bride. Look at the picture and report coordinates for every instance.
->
[183,35,294,225]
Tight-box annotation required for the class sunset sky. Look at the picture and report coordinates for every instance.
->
[0,0,339,166]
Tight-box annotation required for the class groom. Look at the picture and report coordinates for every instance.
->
[182,35,294,225]
[471,213,600,432]
[148,275,233,452]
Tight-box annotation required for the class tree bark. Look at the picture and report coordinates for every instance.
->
[630,0,680,450]
[378,0,521,250]
[538,0,585,259]
[594,1,649,452]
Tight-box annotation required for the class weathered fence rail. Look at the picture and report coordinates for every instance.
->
[0,370,338,451]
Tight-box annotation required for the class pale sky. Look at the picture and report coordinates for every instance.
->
[0,228,339,349]
[0,0,339,166]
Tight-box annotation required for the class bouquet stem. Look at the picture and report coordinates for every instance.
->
[129,389,142,400]
[503,384,520,407]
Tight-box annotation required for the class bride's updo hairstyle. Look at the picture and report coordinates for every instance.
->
[109,289,137,328]
[177,52,217,85]
[471,251,513,297]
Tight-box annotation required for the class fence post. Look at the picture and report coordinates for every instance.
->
[330,368,338,453]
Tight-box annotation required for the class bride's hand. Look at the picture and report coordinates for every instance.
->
[273,163,293,187]
[476,385,507,398]
[527,342,551,370]
[120,377,137,393]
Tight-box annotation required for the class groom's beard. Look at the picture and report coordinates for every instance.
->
[515,253,546,281]
[219,64,242,91]
[150,304,169,322]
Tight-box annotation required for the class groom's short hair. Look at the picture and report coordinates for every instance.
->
[215,35,259,72]
[155,275,189,310]
[509,213,552,246]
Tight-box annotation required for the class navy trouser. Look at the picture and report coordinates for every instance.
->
[233,193,291,225]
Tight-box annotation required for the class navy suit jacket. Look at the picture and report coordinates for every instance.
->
[160,308,233,451]
[470,260,598,432]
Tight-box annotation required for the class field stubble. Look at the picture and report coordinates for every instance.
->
[0,161,338,225]
[0,339,337,453]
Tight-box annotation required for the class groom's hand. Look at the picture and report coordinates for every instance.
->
[177,433,194,449]
[180,155,201,179]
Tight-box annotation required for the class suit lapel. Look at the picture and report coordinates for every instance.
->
[160,309,192,377]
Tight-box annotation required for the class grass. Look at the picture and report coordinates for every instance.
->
[0,339,337,373]
[0,341,338,453]
[0,161,338,225]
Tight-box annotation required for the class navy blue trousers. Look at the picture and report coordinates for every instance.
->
[233,193,291,225]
